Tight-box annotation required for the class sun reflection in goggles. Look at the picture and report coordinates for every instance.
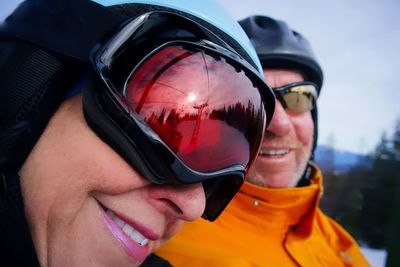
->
[273,81,318,113]
[187,93,197,102]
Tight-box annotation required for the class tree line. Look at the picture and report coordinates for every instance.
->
[318,119,400,267]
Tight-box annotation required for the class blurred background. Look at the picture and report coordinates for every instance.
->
[216,1,399,267]
[1,1,399,266]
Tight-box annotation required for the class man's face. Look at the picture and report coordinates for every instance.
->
[19,95,205,267]
[248,69,314,188]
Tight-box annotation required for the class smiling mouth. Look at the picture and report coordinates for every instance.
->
[259,148,290,157]
[105,209,149,246]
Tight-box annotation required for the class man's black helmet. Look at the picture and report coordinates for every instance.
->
[239,15,323,92]
[239,15,324,161]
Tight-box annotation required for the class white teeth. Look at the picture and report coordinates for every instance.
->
[105,209,149,246]
[259,148,290,156]
[123,224,134,236]
[114,217,125,228]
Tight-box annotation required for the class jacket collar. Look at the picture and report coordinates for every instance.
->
[226,163,323,236]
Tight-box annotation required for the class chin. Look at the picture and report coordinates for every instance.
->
[249,171,300,188]
[272,172,302,188]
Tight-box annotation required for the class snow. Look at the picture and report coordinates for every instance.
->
[361,247,387,267]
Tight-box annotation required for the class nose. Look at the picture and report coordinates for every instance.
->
[148,183,206,221]
[266,100,291,136]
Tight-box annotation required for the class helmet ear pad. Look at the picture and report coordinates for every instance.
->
[82,76,159,183]
[0,39,83,171]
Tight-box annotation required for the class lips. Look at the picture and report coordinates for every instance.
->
[258,148,290,157]
[105,209,149,246]
[99,206,154,263]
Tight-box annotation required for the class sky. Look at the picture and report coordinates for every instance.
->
[1,0,399,155]
[215,0,400,155]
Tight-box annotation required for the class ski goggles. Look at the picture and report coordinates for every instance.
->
[273,81,318,113]
[84,12,275,221]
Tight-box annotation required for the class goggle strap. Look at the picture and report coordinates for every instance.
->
[0,39,83,171]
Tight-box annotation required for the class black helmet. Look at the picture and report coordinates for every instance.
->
[239,15,323,91]
[239,15,323,161]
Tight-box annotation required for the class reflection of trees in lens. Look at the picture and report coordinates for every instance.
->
[145,108,183,153]
[145,101,263,145]
[210,100,264,144]
[144,104,209,154]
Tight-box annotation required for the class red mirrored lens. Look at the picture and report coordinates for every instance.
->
[124,46,264,172]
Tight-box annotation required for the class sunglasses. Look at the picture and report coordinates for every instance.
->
[83,11,275,221]
[273,81,318,113]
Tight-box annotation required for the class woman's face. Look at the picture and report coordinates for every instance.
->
[19,95,205,267]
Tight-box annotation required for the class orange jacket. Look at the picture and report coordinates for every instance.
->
[156,164,371,267]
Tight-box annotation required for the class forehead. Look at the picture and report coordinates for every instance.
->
[263,68,305,87]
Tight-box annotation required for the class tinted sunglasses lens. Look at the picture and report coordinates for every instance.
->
[283,84,317,113]
[124,45,265,173]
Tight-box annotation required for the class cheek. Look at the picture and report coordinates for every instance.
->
[20,106,146,222]
[164,220,184,242]
[151,220,183,253]
[59,117,147,195]
[293,112,314,146]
